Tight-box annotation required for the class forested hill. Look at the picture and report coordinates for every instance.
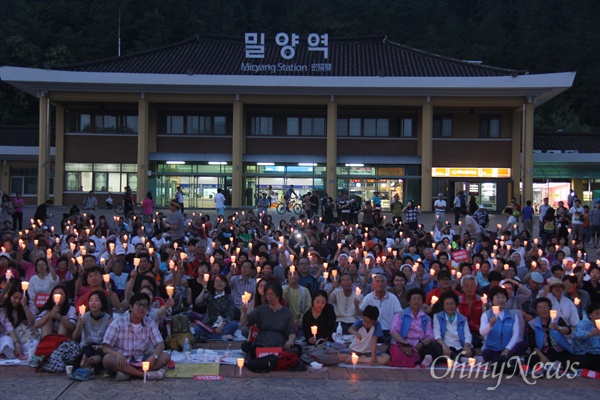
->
[1,0,598,132]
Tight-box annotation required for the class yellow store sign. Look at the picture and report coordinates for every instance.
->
[432,167,511,178]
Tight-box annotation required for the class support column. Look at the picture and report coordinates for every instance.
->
[137,96,149,201]
[326,99,337,198]
[54,104,65,205]
[420,100,433,211]
[37,94,49,204]
[522,99,535,204]
[511,108,522,201]
[232,98,244,208]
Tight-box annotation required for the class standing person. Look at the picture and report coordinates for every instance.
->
[590,201,600,248]
[538,197,551,236]
[453,191,463,225]
[175,185,185,212]
[402,200,420,231]
[468,193,478,215]
[390,193,403,224]
[522,200,534,235]
[82,190,97,217]
[102,292,170,381]
[434,193,446,222]
[214,188,226,216]
[257,192,270,220]
[33,199,53,226]
[11,192,24,231]
[569,198,585,241]
[142,192,155,218]
[122,188,134,216]
[1,194,13,226]
[163,200,185,247]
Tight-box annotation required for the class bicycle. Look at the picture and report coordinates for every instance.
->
[114,202,143,216]
[276,198,303,215]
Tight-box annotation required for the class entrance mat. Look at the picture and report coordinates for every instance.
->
[166,362,220,378]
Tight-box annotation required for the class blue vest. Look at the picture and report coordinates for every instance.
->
[435,311,467,346]
[399,309,430,339]
[484,309,516,351]
[528,317,573,354]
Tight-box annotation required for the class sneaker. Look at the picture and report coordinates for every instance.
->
[221,334,234,341]
[2,345,15,360]
[146,368,166,380]
[420,355,432,368]
[115,371,131,381]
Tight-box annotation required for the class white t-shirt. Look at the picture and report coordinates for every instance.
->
[570,206,584,225]
[434,199,446,211]
[215,193,226,209]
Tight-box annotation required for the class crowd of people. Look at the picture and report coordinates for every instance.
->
[1,191,599,381]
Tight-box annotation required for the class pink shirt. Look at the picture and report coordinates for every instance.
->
[390,309,434,346]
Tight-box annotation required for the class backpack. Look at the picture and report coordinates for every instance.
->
[41,340,81,373]
[35,334,71,358]
[171,314,191,335]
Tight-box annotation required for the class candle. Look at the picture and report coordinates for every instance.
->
[21,281,29,291]
[351,353,359,369]
[79,305,86,315]
[355,287,362,297]
[492,306,500,316]
[100,257,106,265]
[481,294,488,304]
[447,359,454,369]
[5,270,12,280]
[142,361,150,383]
[173,242,178,250]
[431,296,439,305]
[456,272,462,279]
[337,243,342,249]
[290,265,295,275]
[133,258,140,267]
[237,357,244,375]
[549,310,558,320]
[364,257,371,266]
[256,266,261,274]
[53,293,61,305]
[595,319,600,330]
[231,255,236,263]
[166,286,175,297]
[210,256,215,264]
[412,264,418,273]
[109,243,115,252]
[103,274,110,283]
[46,248,52,259]
[168,260,175,270]
[203,273,210,282]
[148,248,154,255]
[468,358,476,367]
[242,292,250,305]
[574,298,581,306]
[76,256,84,265]
[323,271,329,280]
[311,325,318,337]
[180,252,187,260]
[331,269,338,280]
[430,269,435,276]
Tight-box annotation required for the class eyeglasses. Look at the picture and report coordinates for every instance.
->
[133,302,149,308]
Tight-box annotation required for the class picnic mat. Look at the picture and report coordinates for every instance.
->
[166,363,220,378]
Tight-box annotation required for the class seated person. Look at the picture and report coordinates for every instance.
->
[572,302,600,372]
[328,273,361,334]
[0,279,38,359]
[72,290,112,371]
[390,288,435,366]
[479,286,528,362]
[339,305,390,366]
[433,291,474,361]
[302,290,336,344]
[527,297,582,370]
[34,285,76,338]
[240,281,299,357]
[102,292,170,381]
[193,274,238,340]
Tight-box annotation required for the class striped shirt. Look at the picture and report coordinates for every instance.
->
[103,311,163,363]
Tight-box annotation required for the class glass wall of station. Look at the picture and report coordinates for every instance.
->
[150,162,232,209]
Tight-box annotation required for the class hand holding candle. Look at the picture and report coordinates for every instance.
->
[431,296,439,305]
[53,293,62,305]
[481,294,488,304]
[492,306,500,316]
[549,310,558,321]
[21,281,29,291]
[166,286,174,298]
[79,305,86,316]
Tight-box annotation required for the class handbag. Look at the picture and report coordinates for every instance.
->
[305,341,340,365]
[389,343,420,368]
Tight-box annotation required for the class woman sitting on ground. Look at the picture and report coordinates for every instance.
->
[479,286,528,362]
[390,288,435,366]
[72,290,112,371]
[0,279,38,359]
[241,281,299,357]
[432,291,474,361]
[193,274,238,340]
[302,290,336,344]
[34,284,76,338]
[572,302,600,372]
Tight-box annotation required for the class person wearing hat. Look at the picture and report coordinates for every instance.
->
[542,277,580,337]
[521,271,545,323]
[163,199,185,246]
[434,193,446,223]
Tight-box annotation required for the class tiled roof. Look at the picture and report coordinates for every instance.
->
[0,126,55,146]
[534,133,600,153]
[58,34,527,77]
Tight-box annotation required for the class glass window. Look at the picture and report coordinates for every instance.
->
[349,118,361,137]
[121,164,137,172]
[376,118,389,136]
[65,163,93,172]
[364,119,376,137]
[401,118,413,137]
[480,117,501,138]
[337,118,348,136]
[287,117,299,136]
[167,116,184,134]
[250,117,273,136]
[79,114,91,132]
[125,116,138,133]
[214,116,226,135]
[433,117,453,137]
[94,172,108,192]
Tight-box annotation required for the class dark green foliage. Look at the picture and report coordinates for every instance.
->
[0,0,597,131]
